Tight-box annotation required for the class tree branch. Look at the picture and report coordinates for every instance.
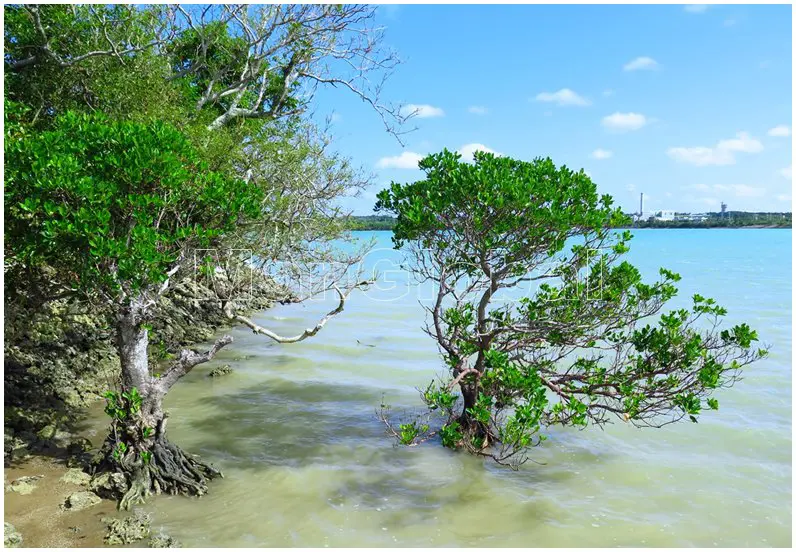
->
[225,282,368,344]
[8,5,167,72]
[448,368,480,391]
[158,334,234,391]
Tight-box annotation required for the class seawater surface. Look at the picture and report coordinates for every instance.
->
[137,229,790,547]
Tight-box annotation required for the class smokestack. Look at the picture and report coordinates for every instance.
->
[639,192,644,216]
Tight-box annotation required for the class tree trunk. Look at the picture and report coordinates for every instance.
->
[117,299,151,391]
[460,383,478,418]
[94,297,229,510]
[457,382,492,448]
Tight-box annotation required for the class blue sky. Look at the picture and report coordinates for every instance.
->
[312,4,792,215]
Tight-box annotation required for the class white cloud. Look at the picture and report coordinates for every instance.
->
[768,125,791,137]
[776,194,792,202]
[667,132,764,166]
[716,132,764,153]
[458,143,500,162]
[399,104,445,119]
[623,57,659,71]
[603,89,615,97]
[376,151,424,169]
[626,183,636,192]
[684,4,709,13]
[602,112,648,132]
[535,88,590,107]
[590,148,613,160]
[467,106,488,115]
[780,165,792,180]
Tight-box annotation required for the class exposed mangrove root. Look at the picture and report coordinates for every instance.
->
[458,414,498,450]
[95,430,223,510]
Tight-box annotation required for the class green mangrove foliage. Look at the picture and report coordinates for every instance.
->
[5,109,264,506]
[376,149,767,467]
[5,3,400,507]
[103,388,151,464]
[5,110,263,299]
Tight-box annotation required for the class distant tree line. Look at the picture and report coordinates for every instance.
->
[631,212,792,229]
[345,211,792,231]
[345,215,398,230]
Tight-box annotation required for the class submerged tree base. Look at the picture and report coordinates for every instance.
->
[94,433,222,510]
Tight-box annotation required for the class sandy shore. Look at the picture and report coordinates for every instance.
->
[5,455,117,547]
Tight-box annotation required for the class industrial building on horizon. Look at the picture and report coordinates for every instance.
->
[629,192,713,223]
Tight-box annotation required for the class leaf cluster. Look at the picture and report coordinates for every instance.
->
[5,110,263,301]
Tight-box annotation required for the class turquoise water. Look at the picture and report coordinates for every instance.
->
[143,229,791,547]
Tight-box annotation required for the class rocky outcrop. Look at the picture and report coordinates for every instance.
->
[4,270,289,465]
[208,364,234,377]
[60,468,92,486]
[62,491,102,511]
[4,522,23,548]
[6,475,43,495]
[149,533,182,548]
[103,509,151,545]
[89,471,129,500]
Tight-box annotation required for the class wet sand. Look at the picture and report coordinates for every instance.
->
[5,456,115,547]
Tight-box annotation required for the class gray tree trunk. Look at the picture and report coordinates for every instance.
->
[102,294,231,509]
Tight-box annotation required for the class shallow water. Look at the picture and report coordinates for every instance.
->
[139,229,790,547]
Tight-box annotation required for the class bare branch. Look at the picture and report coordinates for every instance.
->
[158,334,234,391]
[8,5,169,72]
[225,281,369,344]
[447,368,479,391]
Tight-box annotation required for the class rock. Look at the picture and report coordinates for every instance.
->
[66,438,94,468]
[4,522,22,548]
[88,448,106,467]
[36,423,72,447]
[66,455,85,469]
[6,475,43,495]
[208,364,233,377]
[36,423,57,440]
[149,533,182,548]
[60,468,92,486]
[3,435,30,463]
[103,509,151,545]
[67,437,93,454]
[62,490,102,511]
[4,427,14,450]
[89,471,129,499]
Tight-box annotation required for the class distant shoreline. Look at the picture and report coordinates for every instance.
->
[349,225,793,231]
[346,214,792,232]
[621,225,791,230]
